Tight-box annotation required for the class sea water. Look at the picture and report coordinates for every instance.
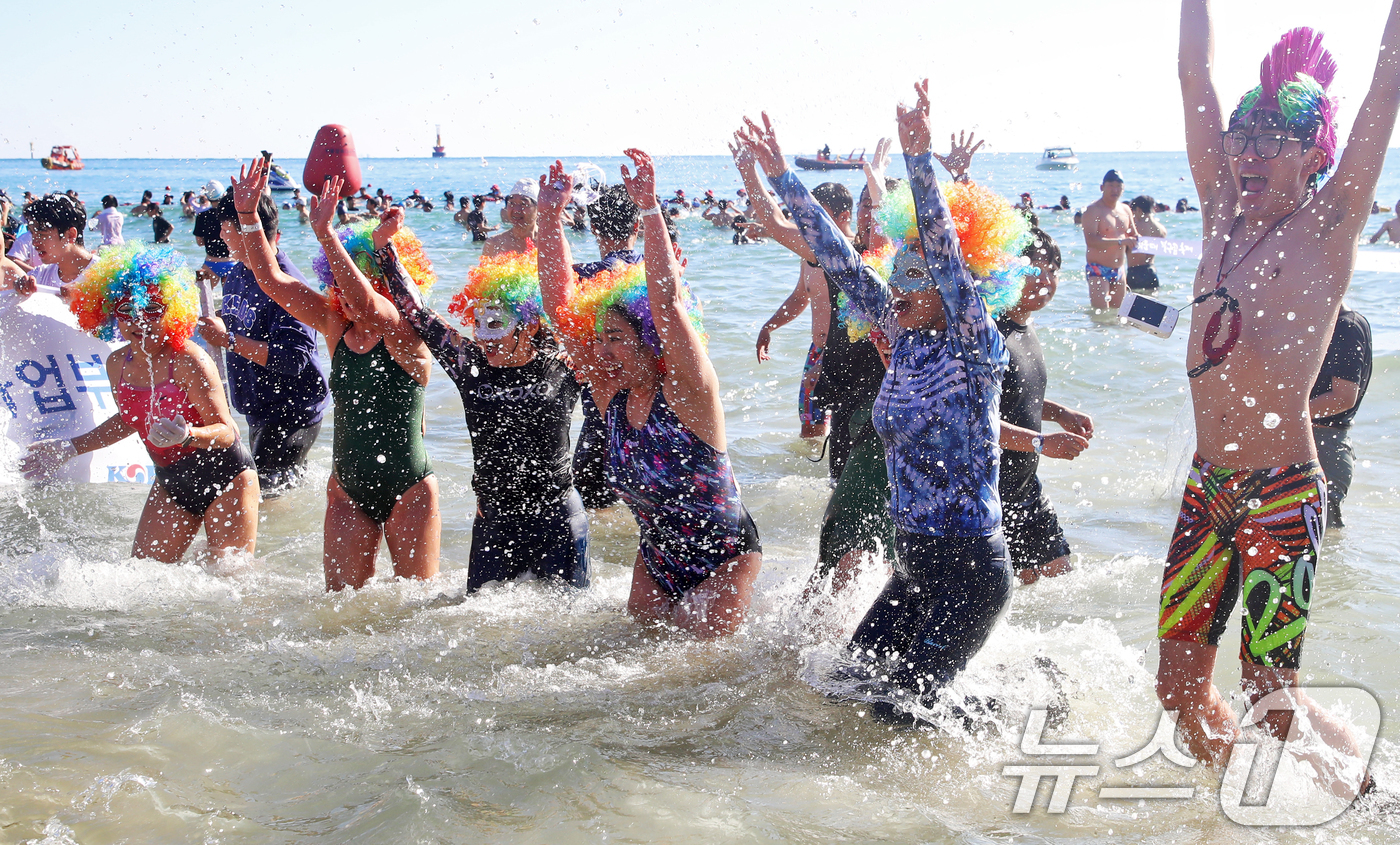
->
[1,152,1399,843]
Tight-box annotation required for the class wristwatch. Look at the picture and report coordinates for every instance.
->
[228,334,238,355]
[1032,434,1045,454]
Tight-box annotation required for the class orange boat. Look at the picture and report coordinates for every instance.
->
[40,146,84,171]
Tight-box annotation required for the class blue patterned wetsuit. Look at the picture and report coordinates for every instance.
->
[606,389,761,599]
[773,153,1013,700]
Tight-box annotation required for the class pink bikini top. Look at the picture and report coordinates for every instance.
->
[115,355,205,467]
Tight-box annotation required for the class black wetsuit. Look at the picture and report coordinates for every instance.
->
[997,316,1071,571]
[1309,305,1372,526]
[814,271,886,482]
[383,263,589,591]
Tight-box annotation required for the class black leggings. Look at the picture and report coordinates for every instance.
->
[248,419,321,492]
[467,490,590,592]
[849,530,1013,694]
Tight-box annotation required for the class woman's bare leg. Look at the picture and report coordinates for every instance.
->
[324,475,384,591]
[202,469,259,559]
[384,475,441,582]
[676,552,763,639]
[132,481,201,563]
[627,551,674,625]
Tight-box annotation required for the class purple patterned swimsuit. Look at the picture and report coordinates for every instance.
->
[606,389,761,598]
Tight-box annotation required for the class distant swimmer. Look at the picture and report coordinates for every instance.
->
[1080,169,1138,311]
[483,180,538,258]
[94,195,126,248]
[1162,6,1400,796]
[702,199,741,228]
[21,245,259,565]
[1174,197,1199,212]
[539,152,763,638]
[1126,195,1166,292]
[1367,200,1400,242]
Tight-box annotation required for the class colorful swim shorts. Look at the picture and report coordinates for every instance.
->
[1158,454,1326,669]
[799,344,825,426]
[1085,262,1121,282]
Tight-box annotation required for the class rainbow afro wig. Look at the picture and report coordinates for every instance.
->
[873,181,1033,318]
[1229,27,1338,177]
[448,251,545,328]
[69,242,199,349]
[312,220,436,311]
[555,261,706,357]
[839,244,895,341]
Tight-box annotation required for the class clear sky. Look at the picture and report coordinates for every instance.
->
[6,0,1396,159]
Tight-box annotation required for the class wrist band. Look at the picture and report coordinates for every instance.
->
[228,334,238,355]
[1032,434,1045,454]
[640,205,663,218]
[239,221,262,234]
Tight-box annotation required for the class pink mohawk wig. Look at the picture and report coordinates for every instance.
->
[1231,27,1340,176]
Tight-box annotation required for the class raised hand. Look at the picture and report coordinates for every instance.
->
[373,206,405,251]
[308,175,343,238]
[737,113,788,179]
[536,160,574,222]
[619,148,659,209]
[229,156,269,214]
[932,130,984,179]
[729,133,758,175]
[895,79,933,157]
[862,137,893,183]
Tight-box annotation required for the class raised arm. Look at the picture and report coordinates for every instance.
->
[1319,0,1400,231]
[536,161,614,388]
[309,176,405,330]
[378,243,483,386]
[898,80,993,357]
[862,137,894,206]
[730,132,817,263]
[620,149,722,412]
[229,158,341,336]
[1180,0,1236,214]
[741,113,893,329]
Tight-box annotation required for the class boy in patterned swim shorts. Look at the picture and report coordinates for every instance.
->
[1167,2,1400,795]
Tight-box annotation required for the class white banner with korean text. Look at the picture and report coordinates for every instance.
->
[0,286,151,483]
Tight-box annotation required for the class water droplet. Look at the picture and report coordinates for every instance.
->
[1224,442,1240,451]
[1243,396,1256,407]
[1287,311,1296,320]
[377,454,387,463]
[1262,413,1281,429]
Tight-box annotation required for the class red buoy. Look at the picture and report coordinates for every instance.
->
[303,124,362,198]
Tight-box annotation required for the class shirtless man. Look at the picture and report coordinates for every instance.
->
[1162,2,1400,796]
[1080,169,1138,310]
[702,199,741,229]
[483,179,538,258]
[1367,199,1400,242]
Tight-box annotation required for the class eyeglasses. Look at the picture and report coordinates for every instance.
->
[1221,131,1297,160]
[115,301,165,318]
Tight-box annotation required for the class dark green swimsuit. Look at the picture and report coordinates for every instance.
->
[329,337,432,524]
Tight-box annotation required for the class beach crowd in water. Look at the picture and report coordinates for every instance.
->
[3,0,1398,807]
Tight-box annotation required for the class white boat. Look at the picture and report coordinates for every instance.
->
[1036,146,1079,171]
[267,162,299,192]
